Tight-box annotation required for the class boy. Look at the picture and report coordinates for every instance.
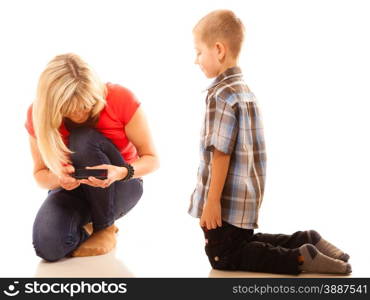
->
[188,9,351,275]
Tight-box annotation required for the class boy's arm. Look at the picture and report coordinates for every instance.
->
[200,149,231,230]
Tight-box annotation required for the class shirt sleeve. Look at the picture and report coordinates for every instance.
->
[108,83,141,125]
[204,96,238,155]
[25,104,36,137]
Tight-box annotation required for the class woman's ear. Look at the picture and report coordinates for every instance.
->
[215,42,226,61]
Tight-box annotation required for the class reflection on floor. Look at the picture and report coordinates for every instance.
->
[34,249,135,278]
[34,257,353,278]
[34,254,352,278]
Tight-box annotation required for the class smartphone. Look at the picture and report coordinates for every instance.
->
[72,168,108,180]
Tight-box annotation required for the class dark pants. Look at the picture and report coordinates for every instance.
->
[32,127,143,262]
[203,222,314,275]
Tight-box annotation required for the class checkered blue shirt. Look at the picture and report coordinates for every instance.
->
[188,67,267,229]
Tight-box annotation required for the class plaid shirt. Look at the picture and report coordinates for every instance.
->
[188,67,266,229]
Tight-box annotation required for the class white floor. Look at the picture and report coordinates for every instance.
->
[0,197,367,278]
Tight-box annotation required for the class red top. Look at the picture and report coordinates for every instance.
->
[25,83,140,164]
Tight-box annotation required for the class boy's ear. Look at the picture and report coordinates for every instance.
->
[215,42,226,61]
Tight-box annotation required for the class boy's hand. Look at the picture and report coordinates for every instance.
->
[200,200,222,230]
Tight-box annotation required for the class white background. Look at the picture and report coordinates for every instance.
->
[0,0,369,277]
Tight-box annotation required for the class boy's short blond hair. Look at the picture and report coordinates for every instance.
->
[194,10,245,58]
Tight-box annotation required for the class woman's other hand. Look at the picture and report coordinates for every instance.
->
[79,164,127,188]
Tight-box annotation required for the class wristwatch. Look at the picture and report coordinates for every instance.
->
[121,163,134,181]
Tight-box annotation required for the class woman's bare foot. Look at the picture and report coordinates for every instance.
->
[72,224,118,257]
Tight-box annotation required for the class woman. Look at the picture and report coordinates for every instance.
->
[25,53,159,261]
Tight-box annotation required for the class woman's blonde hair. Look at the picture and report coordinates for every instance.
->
[32,53,107,175]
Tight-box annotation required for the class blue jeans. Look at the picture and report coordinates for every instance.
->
[32,127,143,262]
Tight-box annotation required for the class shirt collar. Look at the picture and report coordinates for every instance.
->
[206,66,243,91]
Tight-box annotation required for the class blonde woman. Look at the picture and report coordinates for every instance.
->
[25,53,159,261]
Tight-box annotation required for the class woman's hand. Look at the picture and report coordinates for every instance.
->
[79,164,127,188]
[58,165,80,190]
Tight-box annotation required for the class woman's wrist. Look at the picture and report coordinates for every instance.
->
[117,166,128,181]
[34,169,59,190]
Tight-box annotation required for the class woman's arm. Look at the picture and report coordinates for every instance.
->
[30,136,60,189]
[124,107,160,177]
[29,136,78,190]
